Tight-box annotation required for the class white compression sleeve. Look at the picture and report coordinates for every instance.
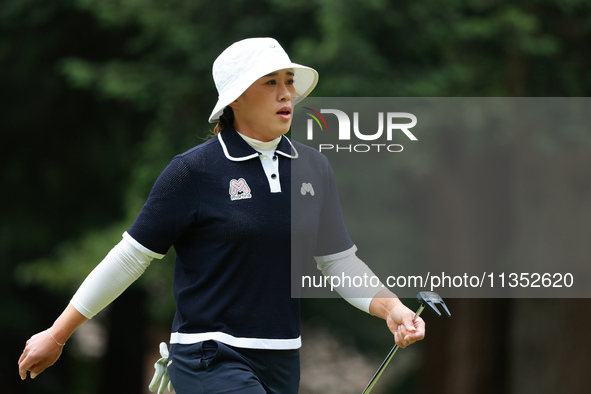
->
[315,251,385,313]
[70,237,154,319]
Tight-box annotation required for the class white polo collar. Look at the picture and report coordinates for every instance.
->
[217,127,299,162]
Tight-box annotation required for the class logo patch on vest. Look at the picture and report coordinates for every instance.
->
[301,182,315,196]
[229,178,252,201]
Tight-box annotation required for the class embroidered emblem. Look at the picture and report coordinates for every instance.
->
[229,178,252,201]
[300,182,315,196]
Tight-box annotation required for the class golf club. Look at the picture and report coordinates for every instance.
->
[361,291,451,394]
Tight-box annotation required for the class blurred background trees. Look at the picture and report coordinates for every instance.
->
[3,0,591,393]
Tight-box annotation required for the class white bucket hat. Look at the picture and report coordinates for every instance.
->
[208,37,319,123]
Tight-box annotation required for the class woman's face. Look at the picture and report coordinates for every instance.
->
[230,68,296,142]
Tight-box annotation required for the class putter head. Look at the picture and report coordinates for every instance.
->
[417,291,451,317]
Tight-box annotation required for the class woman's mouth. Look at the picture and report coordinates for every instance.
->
[277,106,292,120]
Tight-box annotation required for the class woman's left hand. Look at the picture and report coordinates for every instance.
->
[386,302,425,348]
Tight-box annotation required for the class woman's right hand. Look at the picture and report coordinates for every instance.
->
[18,329,65,380]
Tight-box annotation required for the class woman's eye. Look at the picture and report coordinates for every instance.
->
[264,79,294,86]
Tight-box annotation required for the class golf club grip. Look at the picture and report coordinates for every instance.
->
[361,304,426,394]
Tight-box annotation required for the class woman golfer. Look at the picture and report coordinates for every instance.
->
[18,37,425,393]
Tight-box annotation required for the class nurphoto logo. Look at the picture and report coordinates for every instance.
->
[303,107,418,153]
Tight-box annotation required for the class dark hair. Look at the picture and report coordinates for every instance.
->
[213,106,235,135]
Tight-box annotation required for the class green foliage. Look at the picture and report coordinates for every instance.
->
[16,224,125,292]
[5,0,591,305]
[9,0,591,338]
[4,1,591,392]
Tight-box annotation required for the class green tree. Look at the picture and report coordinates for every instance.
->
[5,1,591,393]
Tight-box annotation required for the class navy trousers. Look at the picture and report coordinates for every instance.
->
[168,341,300,393]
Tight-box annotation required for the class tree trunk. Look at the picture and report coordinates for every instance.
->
[417,116,591,393]
[417,126,511,394]
[508,134,591,394]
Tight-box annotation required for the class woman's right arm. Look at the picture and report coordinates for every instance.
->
[18,235,156,380]
[18,156,192,381]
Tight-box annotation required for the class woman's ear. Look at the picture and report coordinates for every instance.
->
[228,99,239,111]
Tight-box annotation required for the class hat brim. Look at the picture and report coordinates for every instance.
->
[208,63,318,123]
